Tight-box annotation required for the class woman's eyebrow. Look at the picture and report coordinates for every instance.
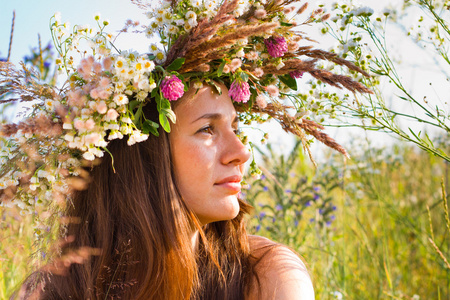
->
[191,113,222,124]
[191,113,239,124]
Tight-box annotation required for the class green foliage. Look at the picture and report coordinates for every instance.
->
[244,139,450,299]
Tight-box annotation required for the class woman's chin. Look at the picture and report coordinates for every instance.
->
[200,196,240,224]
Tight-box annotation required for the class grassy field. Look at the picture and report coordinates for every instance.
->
[1,139,449,299]
[245,139,450,299]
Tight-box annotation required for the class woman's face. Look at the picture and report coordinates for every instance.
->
[170,84,251,225]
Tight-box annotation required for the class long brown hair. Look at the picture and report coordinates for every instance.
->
[21,100,256,299]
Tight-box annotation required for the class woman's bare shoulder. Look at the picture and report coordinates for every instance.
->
[246,235,315,300]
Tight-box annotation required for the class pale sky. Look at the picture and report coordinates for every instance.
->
[1,0,145,64]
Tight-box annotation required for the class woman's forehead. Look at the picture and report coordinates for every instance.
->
[174,84,237,121]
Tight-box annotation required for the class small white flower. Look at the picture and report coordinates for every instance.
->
[236,39,248,46]
[193,81,203,89]
[155,15,164,24]
[236,48,245,58]
[29,184,39,191]
[121,117,133,124]
[187,18,198,27]
[163,12,173,23]
[121,126,133,135]
[54,12,62,23]
[83,151,95,161]
[115,81,126,92]
[190,0,203,8]
[113,94,129,106]
[149,43,160,53]
[44,99,56,112]
[332,291,343,300]
[167,24,179,35]
[64,133,75,142]
[37,170,48,178]
[107,123,120,130]
[186,11,197,20]
[139,57,155,72]
[136,90,148,101]
[154,50,166,64]
[276,61,285,70]
[46,174,56,183]
[108,131,124,140]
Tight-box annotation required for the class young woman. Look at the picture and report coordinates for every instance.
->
[18,83,314,299]
[3,0,371,298]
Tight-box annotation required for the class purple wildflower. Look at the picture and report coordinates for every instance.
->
[313,194,320,201]
[294,220,299,227]
[285,189,292,194]
[256,224,261,232]
[160,75,184,101]
[263,186,269,192]
[275,204,283,211]
[259,212,266,219]
[264,36,288,58]
[319,208,324,215]
[261,174,266,180]
[305,201,312,207]
[228,80,250,103]
[313,186,320,192]
[332,205,337,211]
[289,70,304,79]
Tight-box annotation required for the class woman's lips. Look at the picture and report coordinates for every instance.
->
[214,175,242,193]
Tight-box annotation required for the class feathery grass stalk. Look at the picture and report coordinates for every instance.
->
[7,11,15,62]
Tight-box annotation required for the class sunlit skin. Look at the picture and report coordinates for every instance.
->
[170,84,251,226]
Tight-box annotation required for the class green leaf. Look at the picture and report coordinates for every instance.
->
[166,57,185,71]
[160,97,171,109]
[217,60,226,77]
[280,21,294,27]
[151,88,158,98]
[128,100,140,112]
[209,81,222,95]
[239,71,249,82]
[162,108,176,123]
[147,54,156,60]
[159,113,171,132]
[142,119,160,136]
[133,105,143,125]
[279,74,298,91]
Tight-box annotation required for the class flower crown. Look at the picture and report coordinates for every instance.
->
[0,0,371,236]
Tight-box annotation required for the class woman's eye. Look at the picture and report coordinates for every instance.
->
[197,125,214,135]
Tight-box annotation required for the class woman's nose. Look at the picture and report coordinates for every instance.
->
[221,131,251,166]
